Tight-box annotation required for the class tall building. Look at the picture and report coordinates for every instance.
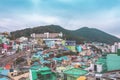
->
[111,42,119,53]
[31,32,63,39]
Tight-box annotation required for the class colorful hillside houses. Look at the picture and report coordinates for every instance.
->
[44,38,63,48]
[31,32,63,39]
[94,54,120,73]
[2,43,9,52]
[63,40,76,52]
[63,68,88,80]
[106,54,120,71]
[17,36,28,42]
[95,57,107,73]
[44,40,55,48]
[12,43,19,50]
[29,65,56,80]
[92,54,120,80]
[0,35,10,53]
[0,67,10,80]
[76,45,82,53]
[0,36,9,44]
[19,42,28,50]
[31,32,63,48]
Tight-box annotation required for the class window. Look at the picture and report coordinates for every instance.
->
[96,78,100,80]
[37,74,44,80]
[64,74,67,80]
[46,74,51,79]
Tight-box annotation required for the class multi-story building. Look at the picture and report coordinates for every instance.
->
[31,32,63,39]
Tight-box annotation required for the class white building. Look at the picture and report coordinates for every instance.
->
[111,42,120,53]
[31,32,63,39]
[18,36,28,42]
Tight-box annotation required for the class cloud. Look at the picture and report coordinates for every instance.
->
[0,0,120,38]
[0,18,26,31]
[0,7,120,36]
[0,13,62,31]
[20,14,61,26]
[56,7,120,30]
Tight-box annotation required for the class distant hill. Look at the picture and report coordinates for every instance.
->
[72,27,120,44]
[10,25,120,44]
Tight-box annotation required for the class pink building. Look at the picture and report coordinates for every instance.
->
[2,43,9,50]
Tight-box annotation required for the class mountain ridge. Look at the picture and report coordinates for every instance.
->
[10,25,120,44]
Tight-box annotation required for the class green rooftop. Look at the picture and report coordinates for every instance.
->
[107,54,120,71]
[30,65,50,71]
[30,65,56,80]
[63,68,88,77]
[96,57,106,65]
[0,67,3,73]
[96,54,120,72]
[96,57,107,73]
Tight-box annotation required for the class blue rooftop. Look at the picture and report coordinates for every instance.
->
[0,70,9,76]
[0,77,8,80]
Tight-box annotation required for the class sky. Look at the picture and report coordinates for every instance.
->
[0,0,120,37]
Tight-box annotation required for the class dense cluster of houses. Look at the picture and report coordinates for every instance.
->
[0,32,120,80]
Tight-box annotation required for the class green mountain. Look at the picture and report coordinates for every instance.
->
[72,27,120,44]
[11,25,120,44]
